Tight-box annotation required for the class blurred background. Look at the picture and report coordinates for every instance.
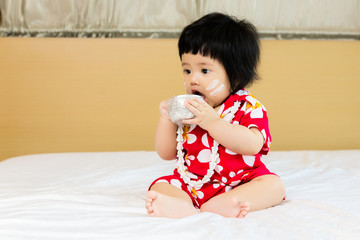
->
[1,0,359,39]
[0,0,359,160]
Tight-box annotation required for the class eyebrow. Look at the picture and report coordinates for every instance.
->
[181,62,213,67]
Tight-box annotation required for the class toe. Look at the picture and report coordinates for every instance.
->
[238,210,247,218]
[147,206,154,214]
[242,202,250,211]
[147,190,158,200]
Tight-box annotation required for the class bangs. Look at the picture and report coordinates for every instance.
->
[178,20,226,61]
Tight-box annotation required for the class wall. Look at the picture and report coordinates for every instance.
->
[0,38,359,160]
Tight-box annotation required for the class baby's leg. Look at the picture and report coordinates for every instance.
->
[201,195,250,218]
[146,182,198,218]
[200,174,285,218]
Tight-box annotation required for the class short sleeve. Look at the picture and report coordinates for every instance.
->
[238,99,272,155]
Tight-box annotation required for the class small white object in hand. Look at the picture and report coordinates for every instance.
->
[167,94,203,125]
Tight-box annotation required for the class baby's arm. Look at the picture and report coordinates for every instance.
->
[154,100,178,160]
[183,98,263,156]
[205,119,263,156]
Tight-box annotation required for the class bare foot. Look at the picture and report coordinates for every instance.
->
[200,196,250,218]
[145,190,198,218]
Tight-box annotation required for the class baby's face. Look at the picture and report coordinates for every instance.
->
[181,53,231,109]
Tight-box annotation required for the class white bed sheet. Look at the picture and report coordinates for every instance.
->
[0,150,359,240]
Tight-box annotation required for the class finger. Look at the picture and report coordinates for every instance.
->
[186,98,199,108]
[184,100,200,114]
[192,97,204,104]
[191,97,209,111]
[182,118,197,125]
[159,101,171,119]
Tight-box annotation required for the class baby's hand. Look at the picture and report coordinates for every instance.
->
[159,100,170,120]
[183,98,220,129]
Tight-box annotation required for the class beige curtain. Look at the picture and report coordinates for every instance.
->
[1,0,359,39]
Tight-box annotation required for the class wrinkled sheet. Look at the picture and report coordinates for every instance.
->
[0,150,359,239]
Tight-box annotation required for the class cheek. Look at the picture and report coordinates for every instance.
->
[209,84,225,96]
[184,82,191,93]
[206,79,219,91]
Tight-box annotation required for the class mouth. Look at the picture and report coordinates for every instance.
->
[192,90,206,101]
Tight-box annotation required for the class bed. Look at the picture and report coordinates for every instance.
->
[0,150,359,239]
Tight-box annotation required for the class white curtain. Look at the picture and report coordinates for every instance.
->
[0,0,359,39]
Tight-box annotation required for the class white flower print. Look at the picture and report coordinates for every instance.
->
[240,102,247,112]
[235,89,247,96]
[243,155,255,167]
[245,96,257,106]
[196,190,204,199]
[187,134,197,144]
[187,185,204,199]
[201,133,209,148]
[183,124,197,144]
[185,155,195,166]
[221,107,233,117]
[213,183,220,188]
[261,129,267,141]
[225,148,237,155]
[189,124,197,132]
[230,180,241,187]
[155,179,168,184]
[197,149,211,163]
[250,107,263,119]
[186,171,198,180]
[215,164,223,173]
[217,104,225,115]
[170,179,183,190]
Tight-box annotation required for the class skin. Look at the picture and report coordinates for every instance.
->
[147,53,285,218]
[206,78,219,91]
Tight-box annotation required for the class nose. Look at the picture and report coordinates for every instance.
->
[189,72,200,85]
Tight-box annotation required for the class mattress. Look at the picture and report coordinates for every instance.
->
[0,150,359,239]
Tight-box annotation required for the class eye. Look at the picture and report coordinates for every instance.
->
[183,69,191,75]
[201,69,210,74]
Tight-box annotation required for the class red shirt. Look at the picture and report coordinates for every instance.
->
[182,89,272,186]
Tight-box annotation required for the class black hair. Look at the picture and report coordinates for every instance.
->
[178,12,260,93]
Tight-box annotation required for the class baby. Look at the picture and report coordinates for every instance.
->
[146,12,285,218]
